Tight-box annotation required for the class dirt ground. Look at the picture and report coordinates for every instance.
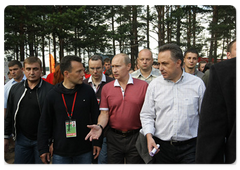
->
[4,142,14,164]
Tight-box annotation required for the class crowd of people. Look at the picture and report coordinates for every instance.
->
[4,41,236,164]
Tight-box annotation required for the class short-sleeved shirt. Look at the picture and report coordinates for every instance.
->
[100,74,148,131]
[4,75,26,109]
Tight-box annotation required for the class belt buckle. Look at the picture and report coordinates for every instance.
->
[170,139,177,146]
[122,131,127,137]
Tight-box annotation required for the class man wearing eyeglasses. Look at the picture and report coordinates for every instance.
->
[83,55,114,164]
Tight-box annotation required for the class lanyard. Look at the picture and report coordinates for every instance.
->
[62,92,77,120]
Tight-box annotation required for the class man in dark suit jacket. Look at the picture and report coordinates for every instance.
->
[83,55,114,164]
[196,57,236,163]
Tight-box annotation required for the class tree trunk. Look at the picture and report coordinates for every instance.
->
[213,6,218,63]
[132,6,138,68]
[176,6,181,46]
[156,5,165,50]
[161,6,165,46]
[75,27,77,56]
[187,7,192,49]
[111,7,116,55]
[59,38,64,61]
[19,14,24,61]
[53,33,57,62]
[192,6,196,48]
[146,5,150,49]
[166,6,171,43]
[42,34,46,74]
[27,6,34,57]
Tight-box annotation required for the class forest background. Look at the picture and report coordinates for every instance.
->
[4,5,236,74]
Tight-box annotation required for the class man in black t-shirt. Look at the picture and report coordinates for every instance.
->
[4,57,53,164]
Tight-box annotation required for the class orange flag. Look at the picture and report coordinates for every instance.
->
[49,54,55,73]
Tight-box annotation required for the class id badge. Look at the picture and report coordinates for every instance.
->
[65,120,77,138]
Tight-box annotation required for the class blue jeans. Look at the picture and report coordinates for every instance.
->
[14,132,42,164]
[98,137,108,164]
[52,151,92,164]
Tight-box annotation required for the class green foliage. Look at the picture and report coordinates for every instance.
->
[4,5,236,65]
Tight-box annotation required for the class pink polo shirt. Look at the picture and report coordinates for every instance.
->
[100,75,148,131]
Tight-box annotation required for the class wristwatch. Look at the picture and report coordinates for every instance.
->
[97,124,104,131]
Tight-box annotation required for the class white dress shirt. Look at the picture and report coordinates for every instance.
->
[140,71,206,141]
[88,73,106,93]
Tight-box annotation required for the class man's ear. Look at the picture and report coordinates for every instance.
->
[127,63,131,71]
[176,59,182,67]
[226,52,232,59]
[63,70,69,77]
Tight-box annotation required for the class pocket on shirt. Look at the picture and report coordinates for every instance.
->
[183,97,199,117]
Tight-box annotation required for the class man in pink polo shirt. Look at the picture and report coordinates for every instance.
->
[85,53,148,164]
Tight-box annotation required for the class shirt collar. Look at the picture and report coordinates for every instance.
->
[88,73,106,83]
[12,74,27,84]
[25,78,43,89]
[136,67,159,78]
[183,68,198,76]
[114,74,133,87]
[164,70,185,84]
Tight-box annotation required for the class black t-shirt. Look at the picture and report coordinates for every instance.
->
[16,82,41,140]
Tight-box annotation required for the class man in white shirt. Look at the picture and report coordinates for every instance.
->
[4,60,26,161]
[4,60,26,117]
[140,44,205,163]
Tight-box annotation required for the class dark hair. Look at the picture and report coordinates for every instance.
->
[227,39,236,53]
[184,48,199,58]
[159,43,183,66]
[198,60,207,69]
[105,69,113,76]
[103,57,111,63]
[24,56,42,68]
[89,55,104,66]
[202,63,214,73]
[8,60,22,68]
[60,55,82,75]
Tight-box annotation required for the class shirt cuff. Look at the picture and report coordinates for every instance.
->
[99,108,109,111]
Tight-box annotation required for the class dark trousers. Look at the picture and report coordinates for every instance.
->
[153,137,197,164]
[106,129,144,164]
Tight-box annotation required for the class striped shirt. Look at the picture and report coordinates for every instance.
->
[131,67,161,84]
[140,71,206,141]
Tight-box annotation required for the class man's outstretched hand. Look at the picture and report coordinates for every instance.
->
[85,124,102,141]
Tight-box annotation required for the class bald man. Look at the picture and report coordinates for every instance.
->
[131,49,161,84]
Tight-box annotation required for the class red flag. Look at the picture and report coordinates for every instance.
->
[49,54,55,73]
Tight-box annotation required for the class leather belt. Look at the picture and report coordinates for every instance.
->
[169,138,197,146]
[159,138,197,146]
[111,128,140,137]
